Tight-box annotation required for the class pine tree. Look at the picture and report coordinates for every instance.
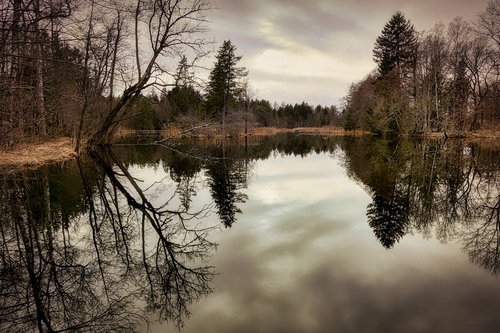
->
[175,55,193,87]
[205,40,248,123]
[371,12,417,135]
[373,12,417,80]
[166,56,202,121]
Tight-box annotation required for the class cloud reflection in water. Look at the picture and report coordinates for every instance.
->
[157,152,500,333]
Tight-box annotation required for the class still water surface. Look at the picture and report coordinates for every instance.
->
[1,135,499,332]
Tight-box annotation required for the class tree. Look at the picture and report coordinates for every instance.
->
[415,24,449,132]
[175,55,194,87]
[130,95,160,130]
[447,21,470,132]
[342,74,376,130]
[372,12,417,135]
[204,40,248,128]
[89,0,210,145]
[373,11,418,82]
[252,99,274,127]
[443,18,471,132]
[164,56,203,123]
[477,0,500,48]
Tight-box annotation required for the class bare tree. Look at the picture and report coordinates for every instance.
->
[89,0,211,146]
[477,0,500,48]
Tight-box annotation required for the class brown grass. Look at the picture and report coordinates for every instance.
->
[249,127,368,136]
[0,137,77,171]
[129,125,370,138]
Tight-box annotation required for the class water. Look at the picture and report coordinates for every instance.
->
[1,135,499,332]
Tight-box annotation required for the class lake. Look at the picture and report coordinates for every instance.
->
[1,134,499,332]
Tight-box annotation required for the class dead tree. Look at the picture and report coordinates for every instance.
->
[88,0,210,146]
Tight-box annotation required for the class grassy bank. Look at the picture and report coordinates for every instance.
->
[115,125,369,139]
[0,137,77,172]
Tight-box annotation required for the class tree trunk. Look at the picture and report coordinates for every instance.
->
[109,10,122,113]
[6,0,22,146]
[34,0,47,137]
[75,2,95,152]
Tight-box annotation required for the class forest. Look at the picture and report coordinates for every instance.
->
[0,0,498,150]
[343,3,499,136]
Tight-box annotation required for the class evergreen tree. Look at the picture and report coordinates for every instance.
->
[166,86,203,121]
[371,12,417,135]
[373,12,417,80]
[175,55,193,87]
[130,95,160,130]
[165,56,203,121]
[205,40,248,123]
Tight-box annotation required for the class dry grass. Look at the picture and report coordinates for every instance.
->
[142,125,369,138]
[0,137,77,171]
[239,126,368,136]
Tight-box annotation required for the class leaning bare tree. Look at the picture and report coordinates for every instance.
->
[87,0,210,146]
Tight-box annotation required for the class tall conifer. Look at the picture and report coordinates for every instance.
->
[205,40,248,122]
[373,12,417,80]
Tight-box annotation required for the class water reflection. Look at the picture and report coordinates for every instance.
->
[341,137,500,275]
[0,161,145,332]
[88,147,216,325]
[0,149,217,331]
[0,134,499,332]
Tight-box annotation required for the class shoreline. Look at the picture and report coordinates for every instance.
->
[1,128,499,171]
[117,125,500,140]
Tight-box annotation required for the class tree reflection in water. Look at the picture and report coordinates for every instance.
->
[205,147,248,228]
[0,134,499,332]
[341,137,500,274]
[367,191,410,249]
[0,147,218,332]
[88,147,216,325]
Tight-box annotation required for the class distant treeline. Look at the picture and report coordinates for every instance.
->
[125,91,340,130]
[342,2,499,135]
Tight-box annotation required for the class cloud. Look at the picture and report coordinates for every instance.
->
[206,0,489,106]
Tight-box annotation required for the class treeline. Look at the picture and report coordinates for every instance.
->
[124,91,340,130]
[122,40,339,130]
[2,0,497,149]
[342,1,499,135]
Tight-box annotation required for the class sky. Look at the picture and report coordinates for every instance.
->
[205,0,489,106]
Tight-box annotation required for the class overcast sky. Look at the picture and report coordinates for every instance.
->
[205,0,489,106]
